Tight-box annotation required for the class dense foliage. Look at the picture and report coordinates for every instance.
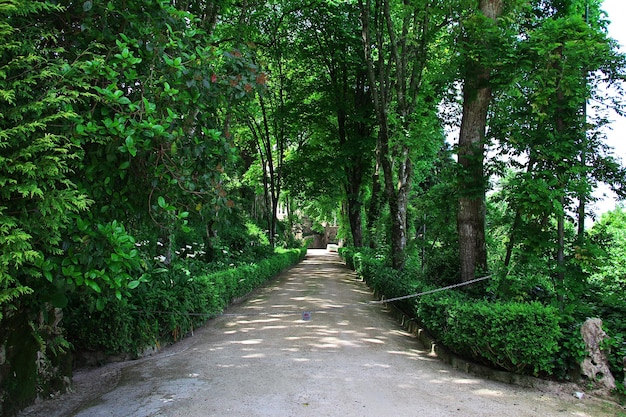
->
[340,243,624,383]
[1,0,626,413]
[65,247,306,356]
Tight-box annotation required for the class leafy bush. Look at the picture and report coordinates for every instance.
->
[65,247,307,355]
[419,294,562,375]
[487,268,556,303]
[420,241,460,286]
[341,247,564,377]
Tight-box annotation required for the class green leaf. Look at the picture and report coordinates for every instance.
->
[158,196,166,208]
[87,280,101,293]
[95,297,106,311]
[125,136,137,157]
[128,280,140,289]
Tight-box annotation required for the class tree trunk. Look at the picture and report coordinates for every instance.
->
[336,82,366,248]
[379,128,411,270]
[347,198,363,247]
[345,170,364,247]
[457,73,490,281]
[458,191,487,280]
[359,0,415,269]
[367,157,383,249]
[457,0,503,281]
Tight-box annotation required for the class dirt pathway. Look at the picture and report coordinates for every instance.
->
[19,250,622,417]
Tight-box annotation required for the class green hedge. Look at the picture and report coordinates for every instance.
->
[339,247,563,377]
[65,247,307,356]
[418,293,561,375]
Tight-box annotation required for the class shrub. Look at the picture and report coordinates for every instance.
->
[338,247,355,269]
[342,247,563,377]
[65,247,307,356]
[418,295,561,375]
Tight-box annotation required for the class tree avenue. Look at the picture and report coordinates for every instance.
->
[1,0,625,413]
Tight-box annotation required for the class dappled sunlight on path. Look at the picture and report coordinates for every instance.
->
[19,249,621,417]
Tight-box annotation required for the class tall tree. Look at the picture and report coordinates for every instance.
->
[296,1,376,247]
[488,0,625,294]
[231,0,298,246]
[359,0,444,269]
[456,0,504,281]
[245,88,286,247]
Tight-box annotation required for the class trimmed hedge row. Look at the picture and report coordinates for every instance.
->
[418,293,561,374]
[340,247,562,376]
[65,247,307,357]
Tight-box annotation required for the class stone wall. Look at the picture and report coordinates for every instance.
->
[303,226,339,249]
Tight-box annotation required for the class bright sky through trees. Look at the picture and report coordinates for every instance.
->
[594,0,626,213]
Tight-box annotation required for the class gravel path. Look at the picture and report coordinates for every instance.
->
[19,249,623,416]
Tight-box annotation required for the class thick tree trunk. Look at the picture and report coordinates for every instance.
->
[457,73,490,281]
[345,167,364,247]
[457,0,502,282]
[389,189,410,269]
[366,157,383,249]
[380,137,411,270]
[337,93,366,248]
[345,70,372,249]
[347,198,364,247]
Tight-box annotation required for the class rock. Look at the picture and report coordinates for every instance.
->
[580,318,616,391]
